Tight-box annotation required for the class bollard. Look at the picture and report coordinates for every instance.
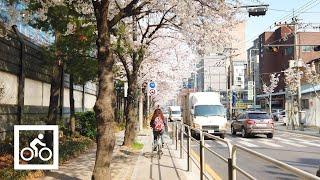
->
[199,130,204,180]
[187,126,192,172]
[180,123,183,158]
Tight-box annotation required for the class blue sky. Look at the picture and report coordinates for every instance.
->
[245,0,320,48]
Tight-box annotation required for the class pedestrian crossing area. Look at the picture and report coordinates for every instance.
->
[202,132,320,149]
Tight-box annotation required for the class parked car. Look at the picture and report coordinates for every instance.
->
[231,111,274,138]
[272,109,286,122]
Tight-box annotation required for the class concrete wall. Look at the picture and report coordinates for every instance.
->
[0,27,97,140]
[0,71,18,105]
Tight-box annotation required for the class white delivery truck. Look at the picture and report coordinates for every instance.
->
[182,92,227,139]
[168,106,182,121]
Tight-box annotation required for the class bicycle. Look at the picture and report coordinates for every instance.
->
[153,132,163,159]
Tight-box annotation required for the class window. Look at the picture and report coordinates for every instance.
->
[284,47,293,55]
[248,113,270,119]
[301,99,309,109]
[194,105,225,117]
[302,46,313,52]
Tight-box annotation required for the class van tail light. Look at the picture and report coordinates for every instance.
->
[246,119,256,125]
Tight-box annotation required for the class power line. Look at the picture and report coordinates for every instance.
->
[239,0,320,48]
[269,8,320,13]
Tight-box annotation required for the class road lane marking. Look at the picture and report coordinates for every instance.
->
[239,138,253,142]
[237,141,259,147]
[273,137,307,147]
[190,149,222,180]
[298,141,320,147]
[204,143,211,148]
[279,140,307,148]
[215,141,228,147]
[259,140,282,148]
[288,138,320,147]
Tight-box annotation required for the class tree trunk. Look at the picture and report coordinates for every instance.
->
[92,2,116,177]
[123,77,138,146]
[92,51,116,179]
[69,74,76,135]
[46,32,62,148]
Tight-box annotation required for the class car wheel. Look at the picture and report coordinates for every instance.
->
[231,126,236,135]
[241,127,247,138]
[220,134,225,139]
[267,133,273,139]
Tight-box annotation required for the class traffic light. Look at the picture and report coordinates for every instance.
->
[267,46,279,53]
[248,7,267,17]
[314,45,320,51]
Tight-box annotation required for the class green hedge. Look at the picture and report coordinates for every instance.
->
[0,136,94,180]
[76,111,97,139]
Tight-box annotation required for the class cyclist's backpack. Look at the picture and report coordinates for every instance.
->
[154,117,164,132]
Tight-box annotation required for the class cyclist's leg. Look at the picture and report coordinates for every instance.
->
[153,131,158,150]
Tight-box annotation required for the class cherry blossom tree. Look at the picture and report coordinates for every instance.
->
[112,0,241,146]
[5,0,243,179]
[304,62,320,98]
[262,73,280,115]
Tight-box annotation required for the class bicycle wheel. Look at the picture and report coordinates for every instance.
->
[20,147,34,161]
[39,147,52,161]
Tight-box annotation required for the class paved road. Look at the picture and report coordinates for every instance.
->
[190,129,320,180]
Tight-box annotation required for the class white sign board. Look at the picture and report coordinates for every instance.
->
[248,81,254,101]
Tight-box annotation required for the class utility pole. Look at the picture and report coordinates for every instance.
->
[249,48,259,109]
[292,16,303,131]
[223,48,238,120]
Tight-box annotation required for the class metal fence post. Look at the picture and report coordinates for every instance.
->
[187,126,191,172]
[171,121,174,144]
[230,146,237,180]
[180,123,183,158]
[200,130,204,180]
[175,122,178,150]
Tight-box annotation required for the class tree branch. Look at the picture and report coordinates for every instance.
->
[108,0,149,28]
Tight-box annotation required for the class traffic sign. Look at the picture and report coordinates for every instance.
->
[147,82,157,96]
[149,89,156,96]
[149,82,156,88]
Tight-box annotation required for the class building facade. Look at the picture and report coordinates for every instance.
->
[256,26,320,109]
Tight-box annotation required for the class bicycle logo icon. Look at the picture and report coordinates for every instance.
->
[20,133,53,162]
[14,125,59,170]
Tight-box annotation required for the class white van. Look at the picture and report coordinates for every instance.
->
[168,106,182,121]
[184,92,227,139]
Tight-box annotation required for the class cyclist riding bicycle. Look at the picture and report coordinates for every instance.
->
[150,107,167,151]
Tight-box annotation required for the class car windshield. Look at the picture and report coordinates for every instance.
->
[172,111,181,115]
[248,113,270,119]
[194,105,225,116]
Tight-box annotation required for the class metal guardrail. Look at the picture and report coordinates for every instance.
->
[172,122,320,180]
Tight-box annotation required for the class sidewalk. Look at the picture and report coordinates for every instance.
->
[39,132,140,180]
[39,129,198,180]
[275,123,320,138]
[131,130,198,180]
